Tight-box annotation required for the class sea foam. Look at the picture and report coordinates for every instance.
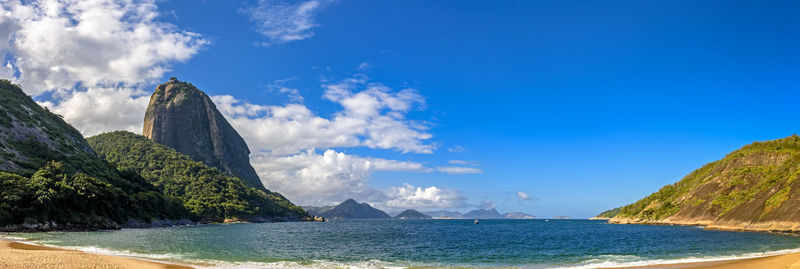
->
[558,247,800,269]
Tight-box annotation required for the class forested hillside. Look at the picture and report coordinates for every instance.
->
[87,131,308,222]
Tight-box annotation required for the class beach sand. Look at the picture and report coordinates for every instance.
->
[0,239,194,269]
[622,251,800,269]
[3,237,800,269]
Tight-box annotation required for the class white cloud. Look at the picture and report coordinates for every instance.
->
[436,166,483,174]
[0,0,205,136]
[449,160,479,166]
[244,0,332,46]
[517,191,531,201]
[217,76,451,208]
[380,183,466,210]
[266,78,304,103]
[252,149,464,211]
[251,149,428,206]
[212,77,435,155]
[39,87,150,136]
[447,145,466,153]
[277,87,304,103]
[0,0,206,94]
[357,62,370,70]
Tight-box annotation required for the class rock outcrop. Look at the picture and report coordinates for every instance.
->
[142,78,265,190]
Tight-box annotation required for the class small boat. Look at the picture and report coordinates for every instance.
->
[545,219,549,222]
[474,219,479,224]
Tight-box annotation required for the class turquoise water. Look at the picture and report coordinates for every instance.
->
[10,219,800,268]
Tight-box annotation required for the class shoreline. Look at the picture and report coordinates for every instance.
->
[0,237,197,269]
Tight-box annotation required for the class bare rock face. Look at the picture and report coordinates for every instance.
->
[142,78,266,190]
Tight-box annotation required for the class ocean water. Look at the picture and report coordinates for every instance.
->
[9,219,800,268]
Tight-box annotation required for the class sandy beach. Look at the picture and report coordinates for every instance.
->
[618,251,800,269]
[0,239,194,269]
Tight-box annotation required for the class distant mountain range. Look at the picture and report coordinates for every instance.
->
[304,199,536,220]
[426,209,536,219]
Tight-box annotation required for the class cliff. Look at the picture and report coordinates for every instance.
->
[603,135,800,233]
[142,78,265,190]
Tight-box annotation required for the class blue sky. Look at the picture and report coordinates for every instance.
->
[2,0,799,218]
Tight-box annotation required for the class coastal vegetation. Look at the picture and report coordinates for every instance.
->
[87,131,308,222]
[600,135,800,232]
[0,162,186,227]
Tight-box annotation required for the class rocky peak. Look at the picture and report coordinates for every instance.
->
[142,78,266,190]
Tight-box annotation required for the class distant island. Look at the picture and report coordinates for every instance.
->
[304,199,391,220]
[394,209,432,219]
[596,135,800,233]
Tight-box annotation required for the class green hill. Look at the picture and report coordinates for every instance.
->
[87,131,309,222]
[0,80,186,229]
[600,135,800,232]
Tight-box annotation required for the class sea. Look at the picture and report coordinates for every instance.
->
[8,219,800,268]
